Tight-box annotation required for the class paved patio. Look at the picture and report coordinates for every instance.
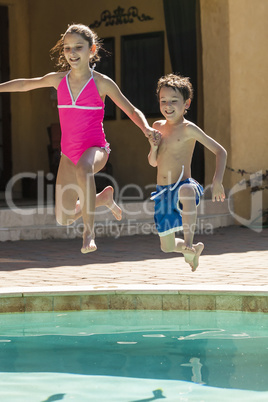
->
[0,225,267,289]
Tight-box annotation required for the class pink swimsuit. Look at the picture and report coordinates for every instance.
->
[57,70,110,165]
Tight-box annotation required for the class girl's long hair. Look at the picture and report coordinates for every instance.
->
[50,24,102,71]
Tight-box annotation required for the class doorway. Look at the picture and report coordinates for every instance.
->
[163,0,204,184]
[0,5,12,191]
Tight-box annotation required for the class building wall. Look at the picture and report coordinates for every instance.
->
[200,0,232,191]
[228,0,268,219]
[200,0,268,220]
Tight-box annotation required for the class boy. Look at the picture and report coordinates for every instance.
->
[148,74,227,271]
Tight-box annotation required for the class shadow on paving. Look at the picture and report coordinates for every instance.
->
[0,227,267,271]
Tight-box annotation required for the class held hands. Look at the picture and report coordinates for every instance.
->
[212,180,225,202]
[145,128,162,146]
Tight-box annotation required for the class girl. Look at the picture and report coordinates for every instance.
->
[0,24,161,253]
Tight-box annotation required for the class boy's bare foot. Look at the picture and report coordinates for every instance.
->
[81,233,97,254]
[182,245,195,263]
[99,186,122,220]
[183,242,204,272]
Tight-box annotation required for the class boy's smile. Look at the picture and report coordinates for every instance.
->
[159,86,190,123]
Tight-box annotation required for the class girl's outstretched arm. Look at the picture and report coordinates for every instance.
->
[97,73,161,143]
[0,72,64,92]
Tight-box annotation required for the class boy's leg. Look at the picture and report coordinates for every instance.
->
[160,232,203,271]
[178,184,197,249]
[178,183,204,270]
[160,233,177,253]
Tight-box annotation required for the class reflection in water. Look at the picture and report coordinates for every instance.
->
[181,357,205,384]
[0,329,267,392]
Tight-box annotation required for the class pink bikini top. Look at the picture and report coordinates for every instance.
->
[57,70,109,164]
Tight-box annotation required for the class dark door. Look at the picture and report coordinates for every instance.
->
[0,6,12,191]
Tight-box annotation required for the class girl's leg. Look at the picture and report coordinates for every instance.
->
[55,155,80,226]
[95,186,122,220]
[75,186,122,221]
[55,151,121,253]
[75,147,108,253]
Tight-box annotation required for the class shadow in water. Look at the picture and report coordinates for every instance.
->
[41,394,65,402]
[131,388,166,401]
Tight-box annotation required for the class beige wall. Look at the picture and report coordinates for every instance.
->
[229,0,268,219]
[200,0,232,190]
[229,0,268,172]
[200,0,268,221]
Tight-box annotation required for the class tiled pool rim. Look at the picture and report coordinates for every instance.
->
[0,285,267,314]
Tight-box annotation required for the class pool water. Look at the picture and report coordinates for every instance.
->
[0,310,267,401]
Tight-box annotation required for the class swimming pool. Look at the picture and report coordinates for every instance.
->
[0,310,267,401]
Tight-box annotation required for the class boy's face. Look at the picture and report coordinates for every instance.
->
[159,86,190,122]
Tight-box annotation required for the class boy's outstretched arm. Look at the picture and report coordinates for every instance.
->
[191,125,227,202]
[211,145,227,202]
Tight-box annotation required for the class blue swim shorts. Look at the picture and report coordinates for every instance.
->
[151,178,203,237]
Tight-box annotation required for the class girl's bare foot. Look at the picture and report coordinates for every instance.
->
[99,186,122,220]
[81,232,97,254]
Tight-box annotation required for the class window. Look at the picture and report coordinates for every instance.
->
[121,32,164,118]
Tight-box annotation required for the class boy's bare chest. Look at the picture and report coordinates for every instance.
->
[160,129,189,150]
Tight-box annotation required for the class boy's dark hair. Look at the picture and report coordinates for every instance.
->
[156,73,194,102]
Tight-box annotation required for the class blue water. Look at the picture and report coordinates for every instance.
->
[0,310,267,401]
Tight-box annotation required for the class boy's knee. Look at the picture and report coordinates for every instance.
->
[179,184,195,198]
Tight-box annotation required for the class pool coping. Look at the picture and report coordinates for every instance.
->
[0,285,267,313]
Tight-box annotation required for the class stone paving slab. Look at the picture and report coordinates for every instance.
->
[0,226,267,288]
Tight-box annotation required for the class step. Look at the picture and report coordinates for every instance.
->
[0,199,234,241]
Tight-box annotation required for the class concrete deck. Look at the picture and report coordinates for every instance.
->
[0,225,267,289]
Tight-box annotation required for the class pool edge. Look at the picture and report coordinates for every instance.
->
[0,285,267,313]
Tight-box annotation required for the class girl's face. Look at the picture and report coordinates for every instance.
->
[159,86,190,122]
[63,33,92,68]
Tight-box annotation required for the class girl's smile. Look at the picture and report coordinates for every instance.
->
[63,33,91,68]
